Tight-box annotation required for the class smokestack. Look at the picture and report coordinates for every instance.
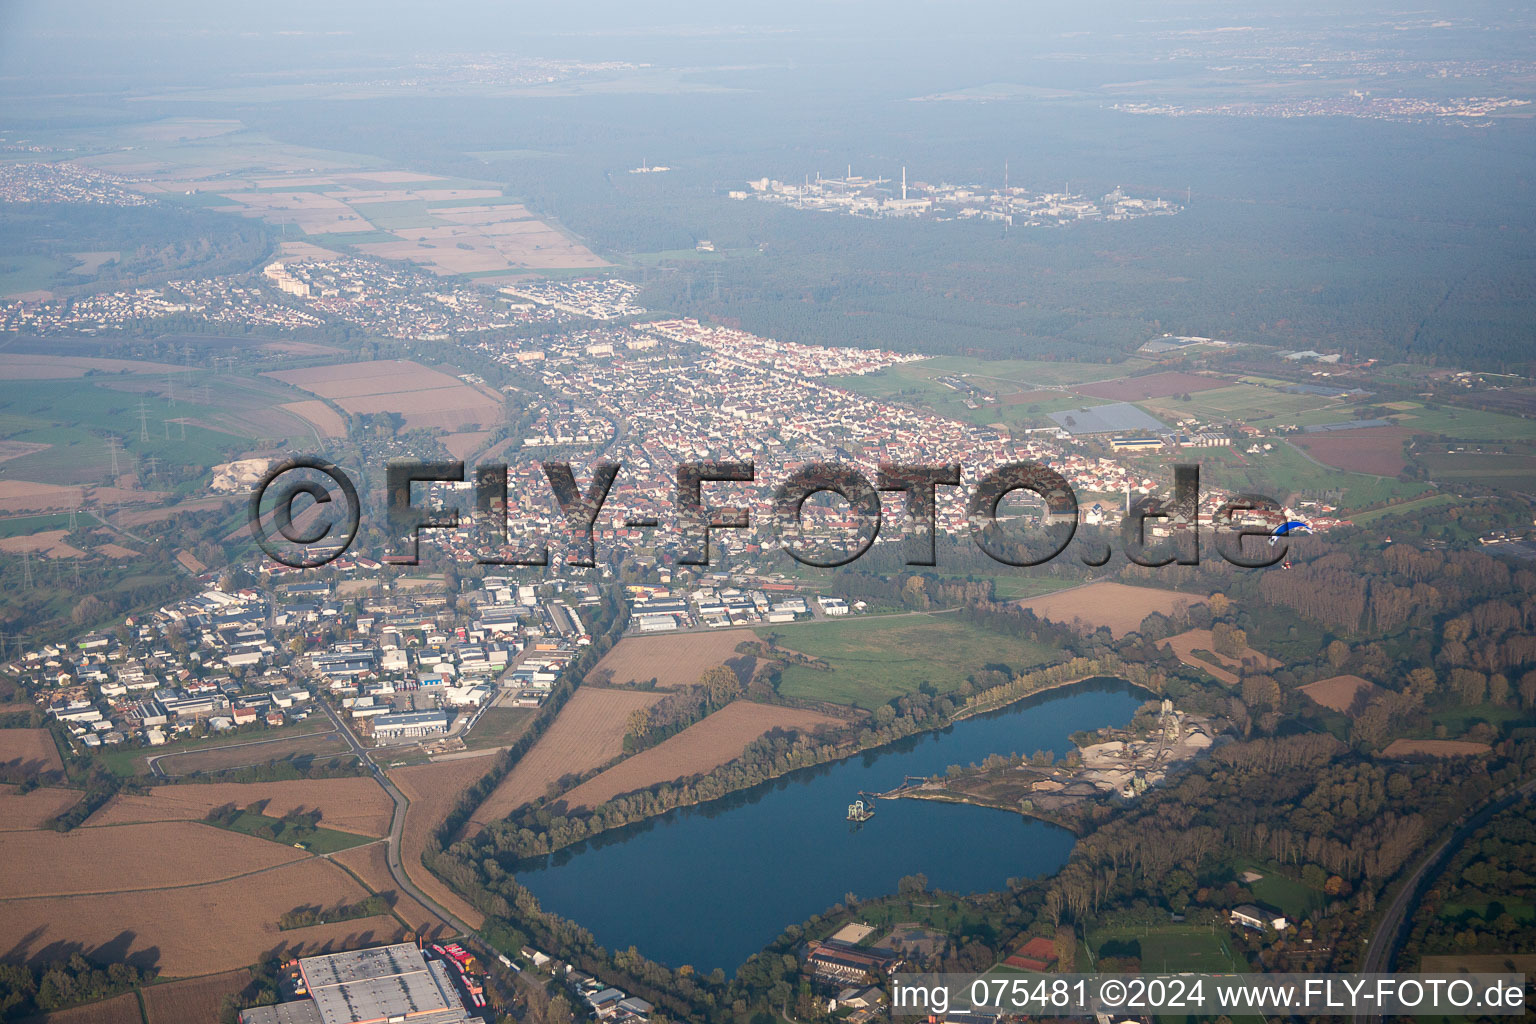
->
[902,166,907,201]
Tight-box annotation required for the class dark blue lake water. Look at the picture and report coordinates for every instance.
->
[512,678,1145,973]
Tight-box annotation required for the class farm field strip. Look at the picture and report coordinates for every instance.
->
[764,612,1059,708]
[329,839,451,938]
[0,784,82,830]
[88,778,394,836]
[1014,582,1207,638]
[587,628,757,688]
[0,727,64,773]
[561,701,842,809]
[0,820,309,899]
[388,757,497,929]
[140,969,252,1024]
[0,858,402,978]
[1160,629,1281,687]
[470,688,665,826]
[150,731,353,776]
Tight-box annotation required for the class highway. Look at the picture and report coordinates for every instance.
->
[1355,775,1536,1021]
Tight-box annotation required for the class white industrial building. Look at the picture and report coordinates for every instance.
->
[372,710,450,740]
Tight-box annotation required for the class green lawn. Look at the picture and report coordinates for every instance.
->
[96,717,332,777]
[1233,862,1325,919]
[0,513,72,538]
[1086,922,1241,973]
[1424,703,1526,738]
[924,573,1075,601]
[761,613,1059,708]
[1349,493,1459,524]
[205,809,373,854]
[463,706,535,750]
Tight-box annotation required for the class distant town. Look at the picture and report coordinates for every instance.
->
[732,169,1182,227]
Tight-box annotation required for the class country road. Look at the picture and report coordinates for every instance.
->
[317,698,479,938]
[1354,775,1536,1020]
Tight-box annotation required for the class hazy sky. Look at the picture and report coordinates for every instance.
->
[3,1,1514,88]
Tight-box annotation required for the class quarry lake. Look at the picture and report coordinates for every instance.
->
[511,678,1146,973]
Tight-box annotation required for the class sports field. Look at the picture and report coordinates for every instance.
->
[1087,922,1240,973]
[761,613,1058,707]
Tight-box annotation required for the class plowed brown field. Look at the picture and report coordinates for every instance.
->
[0,728,63,773]
[141,969,251,1024]
[586,629,755,688]
[561,702,840,809]
[470,689,665,827]
[329,841,450,939]
[26,991,144,1024]
[1,858,399,976]
[1016,583,1205,638]
[388,757,495,929]
[1300,674,1382,714]
[87,779,393,836]
[0,785,81,830]
[0,821,305,899]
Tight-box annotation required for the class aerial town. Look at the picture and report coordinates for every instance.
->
[732,170,1182,227]
[6,6,1536,1021]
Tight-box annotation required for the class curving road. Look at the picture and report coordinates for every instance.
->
[1355,775,1536,1021]
[317,699,479,937]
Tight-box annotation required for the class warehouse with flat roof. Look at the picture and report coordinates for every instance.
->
[239,943,473,1024]
[373,710,450,740]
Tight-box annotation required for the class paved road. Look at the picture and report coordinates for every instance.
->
[317,699,478,938]
[145,726,344,780]
[1355,776,1536,1020]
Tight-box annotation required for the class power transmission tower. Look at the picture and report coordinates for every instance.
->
[138,401,151,442]
[710,266,721,302]
[20,550,32,589]
[107,435,121,478]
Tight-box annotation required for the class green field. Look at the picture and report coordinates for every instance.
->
[352,200,446,231]
[1348,493,1460,524]
[96,717,334,777]
[1086,922,1241,973]
[0,253,71,297]
[463,706,536,750]
[1387,404,1536,441]
[0,512,73,537]
[760,612,1059,707]
[828,355,1154,428]
[1233,862,1325,919]
[0,378,250,485]
[206,809,373,854]
[1195,441,1432,511]
[1424,702,1525,738]
[1138,383,1343,425]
